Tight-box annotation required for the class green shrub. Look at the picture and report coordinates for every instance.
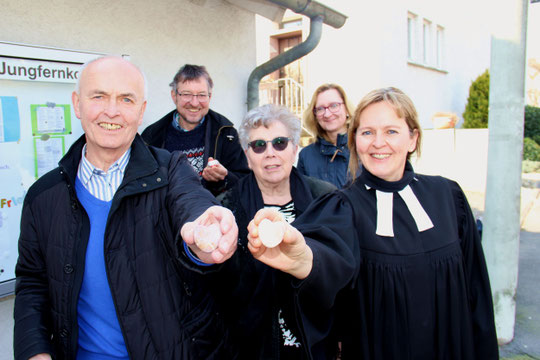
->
[522,160,540,173]
[463,70,490,128]
[524,105,540,145]
[523,137,540,161]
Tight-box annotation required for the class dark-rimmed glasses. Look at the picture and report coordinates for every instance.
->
[176,91,211,103]
[314,102,343,116]
[247,137,290,154]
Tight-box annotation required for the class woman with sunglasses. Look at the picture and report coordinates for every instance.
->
[297,84,356,188]
[211,104,336,359]
[247,88,498,359]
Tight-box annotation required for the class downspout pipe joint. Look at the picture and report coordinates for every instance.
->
[247,15,323,110]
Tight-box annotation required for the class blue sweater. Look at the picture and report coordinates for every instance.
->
[75,178,129,360]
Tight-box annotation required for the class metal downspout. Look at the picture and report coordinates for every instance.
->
[247,14,323,110]
[266,0,347,29]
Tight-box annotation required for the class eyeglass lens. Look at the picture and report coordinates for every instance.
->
[314,102,342,116]
[177,92,210,102]
[249,137,290,154]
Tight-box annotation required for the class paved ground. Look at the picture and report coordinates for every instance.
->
[0,184,538,360]
[498,177,540,359]
[499,229,540,359]
[466,175,540,359]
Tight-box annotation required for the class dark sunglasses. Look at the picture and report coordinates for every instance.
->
[247,137,290,154]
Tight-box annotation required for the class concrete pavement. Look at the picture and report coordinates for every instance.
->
[499,229,540,359]
[466,173,540,359]
[498,176,540,359]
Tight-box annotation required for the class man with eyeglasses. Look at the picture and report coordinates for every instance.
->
[142,64,249,195]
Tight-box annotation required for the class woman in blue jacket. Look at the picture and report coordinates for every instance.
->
[297,84,356,188]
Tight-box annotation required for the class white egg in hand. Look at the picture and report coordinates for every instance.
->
[258,218,285,248]
[194,223,221,252]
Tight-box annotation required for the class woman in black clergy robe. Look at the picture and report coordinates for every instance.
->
[247,87,499,360]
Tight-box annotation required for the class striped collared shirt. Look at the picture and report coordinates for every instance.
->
[77,144,131,201]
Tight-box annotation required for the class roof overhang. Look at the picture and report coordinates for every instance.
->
[225,0,347,28]
[224,0,287,23]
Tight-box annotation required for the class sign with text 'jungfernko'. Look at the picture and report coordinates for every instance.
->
[0,57,81,83]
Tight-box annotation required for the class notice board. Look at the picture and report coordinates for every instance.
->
[0,42,103,296]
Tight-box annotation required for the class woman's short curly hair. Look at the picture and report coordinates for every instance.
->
[239,104,301,150]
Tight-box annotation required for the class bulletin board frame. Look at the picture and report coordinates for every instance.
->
[0,41,105,297]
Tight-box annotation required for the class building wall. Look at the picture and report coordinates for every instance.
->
[257,0,493,129]
[526,4,540,107]
[412,129,489,193]
[0,0,256,129]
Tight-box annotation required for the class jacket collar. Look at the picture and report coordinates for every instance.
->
[318,133,349,158]
[358,160,415,192]
[319,133,347,147]
[60,134,162,188]
[237,167,313,221]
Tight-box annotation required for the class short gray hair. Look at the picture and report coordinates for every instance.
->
[75,56,148,101]
[238,104,301,150]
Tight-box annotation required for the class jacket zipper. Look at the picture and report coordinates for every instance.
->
[213,125,233,159]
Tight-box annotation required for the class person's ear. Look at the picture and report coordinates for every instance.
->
[409,129,419,152]
[72,91,81,119]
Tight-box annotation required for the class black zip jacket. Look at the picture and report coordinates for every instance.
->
[141,109,249,195]
[14,134,233,360]
[213,170,337,359]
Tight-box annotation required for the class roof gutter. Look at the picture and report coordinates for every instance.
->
[247,0,347,110]
[267,0,347,28]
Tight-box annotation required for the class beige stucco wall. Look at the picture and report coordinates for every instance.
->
[0,0,256,129]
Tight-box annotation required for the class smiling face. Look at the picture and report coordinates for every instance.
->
[246,121,298,189]
[355,101,418,182]
[171,77,211,131]
[315,88,348,140]
[72,57,146,169]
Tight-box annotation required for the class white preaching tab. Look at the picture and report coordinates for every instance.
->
[398,185,434,232]
[368,184,434,237]
[375,190,394,237]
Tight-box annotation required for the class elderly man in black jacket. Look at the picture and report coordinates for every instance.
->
[14,56,238,360]
[141,64,249,195]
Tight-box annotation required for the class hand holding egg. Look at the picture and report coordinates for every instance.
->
[193,214,221,253]
[247,208,313,279]
[181,205,238,264]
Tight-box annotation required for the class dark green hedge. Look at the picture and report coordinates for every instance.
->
[525,105,540,145]
[463,70,490,128]
[523,137,540,161]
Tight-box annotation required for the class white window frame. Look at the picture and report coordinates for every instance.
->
[407,12,446,73]
[407,12,418,62]
[422,19,432,65]
[436,25,445,69]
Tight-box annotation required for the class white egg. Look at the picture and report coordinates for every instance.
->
[259,218,285,248]
[194,223,221,252]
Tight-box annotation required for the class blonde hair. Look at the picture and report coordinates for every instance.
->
[303,84,355,143]
[348,87,422,179]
